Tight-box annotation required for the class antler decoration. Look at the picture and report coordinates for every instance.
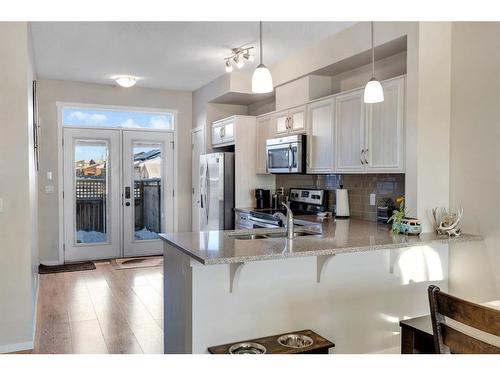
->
[432,207,463,237]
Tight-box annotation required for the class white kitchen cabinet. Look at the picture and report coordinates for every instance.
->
[275,110,289,135]
[334,76,405,173]
[211,118,235,147]
[273,106,306,136]
[306,98,335,173]
[335,89,366,173]
[255,115,274,174]
[365,77,405,172]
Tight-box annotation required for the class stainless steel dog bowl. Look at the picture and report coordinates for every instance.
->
[228,342,267,354]
[277,334,314,349]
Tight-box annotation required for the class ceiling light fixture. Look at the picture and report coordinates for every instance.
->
[225,59,234,73]
[252,21,273,94]
[223,47,255,72]
[115,76,137,88]
[243,50,255,63]
[363,22,384,103]
[234,54,245,69]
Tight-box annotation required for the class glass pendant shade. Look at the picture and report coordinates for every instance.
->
[364,78,384,103]
[252,64,273,93]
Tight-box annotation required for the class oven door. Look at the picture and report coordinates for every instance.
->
[267,143,293,173]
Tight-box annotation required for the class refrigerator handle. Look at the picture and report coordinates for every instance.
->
[205,163,210,221]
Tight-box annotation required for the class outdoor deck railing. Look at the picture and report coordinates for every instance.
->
[75,177,161,233]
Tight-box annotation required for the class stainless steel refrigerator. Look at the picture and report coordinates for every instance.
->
[199,152,235,231]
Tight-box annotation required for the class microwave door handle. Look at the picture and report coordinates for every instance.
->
[291,146,296,169]
[288,144,292,170]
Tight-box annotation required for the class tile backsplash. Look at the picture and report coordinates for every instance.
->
[275,174,405,221]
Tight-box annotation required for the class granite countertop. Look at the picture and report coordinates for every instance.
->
[159,217,483,265]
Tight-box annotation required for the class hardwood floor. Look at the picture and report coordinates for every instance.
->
[33,261,163,354]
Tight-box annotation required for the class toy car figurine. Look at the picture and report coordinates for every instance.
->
[400,218,422,235]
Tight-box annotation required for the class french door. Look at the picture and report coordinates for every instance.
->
[63,128,174,262]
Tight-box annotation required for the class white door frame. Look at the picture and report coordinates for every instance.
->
[56,102,179,264]
[191,126,205,232]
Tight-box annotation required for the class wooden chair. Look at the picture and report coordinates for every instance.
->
[428,285,500,354]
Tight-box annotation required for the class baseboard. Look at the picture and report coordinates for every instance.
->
[0,341,33,354]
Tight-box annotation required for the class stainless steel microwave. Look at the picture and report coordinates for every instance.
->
[266,134,306,174]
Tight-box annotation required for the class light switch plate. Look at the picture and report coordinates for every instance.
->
[370,193,376,206]
[45,185,55,194]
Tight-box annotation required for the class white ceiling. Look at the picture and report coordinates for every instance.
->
[30,22,355,92]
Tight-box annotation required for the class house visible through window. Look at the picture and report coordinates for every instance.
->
[62,107,174,130]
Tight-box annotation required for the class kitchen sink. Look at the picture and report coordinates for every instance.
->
[230,234,268,240]
[229,231,319,240]
[263,231,317,238]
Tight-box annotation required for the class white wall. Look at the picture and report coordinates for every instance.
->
[448,22,500,301]
[0,22,38,353]
[415,23,452,231]
[37,79,192,264]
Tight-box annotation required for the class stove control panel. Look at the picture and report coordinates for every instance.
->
[289,188,325,206]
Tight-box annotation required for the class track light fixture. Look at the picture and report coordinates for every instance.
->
[223,46,255,72]
[224,59,233,73]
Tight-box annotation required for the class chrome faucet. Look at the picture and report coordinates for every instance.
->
[273,203,294,239]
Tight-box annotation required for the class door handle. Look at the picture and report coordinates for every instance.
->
[363,148,369,164]
[360,150,365,165]
[125,202,131,207]
[125,186,131,199]
[288,144,293,170]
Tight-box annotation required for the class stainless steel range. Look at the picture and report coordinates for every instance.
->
[235,188,328,230]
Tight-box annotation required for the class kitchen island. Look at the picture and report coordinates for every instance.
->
[161,218,482,354]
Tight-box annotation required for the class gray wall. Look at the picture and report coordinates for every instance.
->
[37,79,192,264]
[0,22,38,352]
[448,22,500,301]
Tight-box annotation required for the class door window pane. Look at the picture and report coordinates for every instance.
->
[133,144,162,240]
[75,141,108,244]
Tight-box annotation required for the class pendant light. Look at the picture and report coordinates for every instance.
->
[252,21,273,93]
[363,22,384,103]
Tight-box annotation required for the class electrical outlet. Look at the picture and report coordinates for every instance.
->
[370,193,376,206]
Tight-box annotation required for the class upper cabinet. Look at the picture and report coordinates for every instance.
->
[274,106,306,136]
[255,115,274,174]
[211,118,235,147]
[307,98,335,173]
[365,77,405,173]
[335,90,366,173]
[334,76,405,174]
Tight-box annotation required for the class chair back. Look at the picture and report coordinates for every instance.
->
[428,285,500,354]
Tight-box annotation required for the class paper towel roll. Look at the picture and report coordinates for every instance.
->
[335,188,350,218]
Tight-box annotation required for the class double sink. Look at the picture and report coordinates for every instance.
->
[228,230,319,240]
